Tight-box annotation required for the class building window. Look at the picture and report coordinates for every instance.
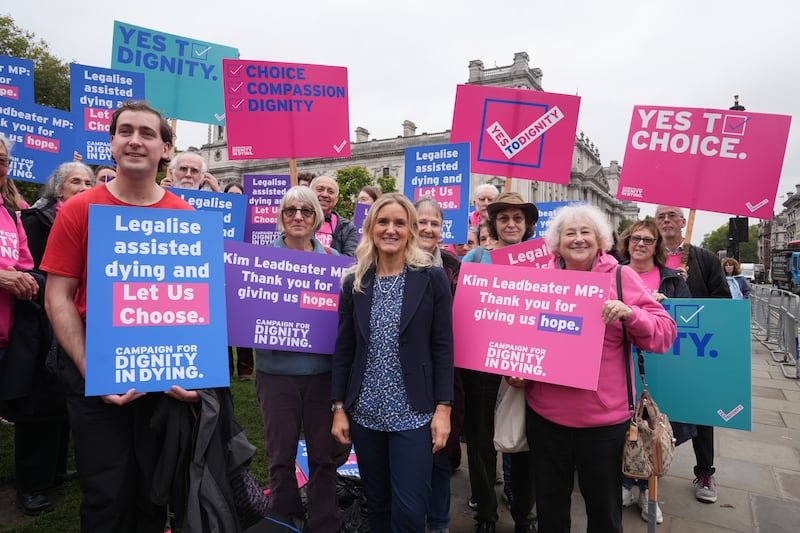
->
[382,167,390,178]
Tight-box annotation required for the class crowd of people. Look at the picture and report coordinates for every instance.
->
[0,99,742,533]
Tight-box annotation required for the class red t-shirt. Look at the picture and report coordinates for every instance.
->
[40,186,192,319]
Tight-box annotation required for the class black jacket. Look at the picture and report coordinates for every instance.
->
[332,266,454,412]
[685,245,731,299]
[328,211,359,257]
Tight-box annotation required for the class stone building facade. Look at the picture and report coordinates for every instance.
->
[199,51,639,230]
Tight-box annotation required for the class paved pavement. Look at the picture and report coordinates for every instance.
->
[447,335,800,532]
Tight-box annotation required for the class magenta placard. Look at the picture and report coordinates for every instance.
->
[453,262,610,390]
[450,84,580,182]
[617,105,791,218]
[489,238,551,268]
[222,59,350,159]
[112,282,210,327]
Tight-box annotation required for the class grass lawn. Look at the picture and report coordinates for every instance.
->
[0,374,266,533]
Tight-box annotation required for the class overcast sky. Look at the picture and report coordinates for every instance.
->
[7,0,797,245]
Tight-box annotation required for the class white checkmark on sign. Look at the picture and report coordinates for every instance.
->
[717,405,744,422]
[745,199,768,212]
[679,305,704,323]
[214,113,225,122]
[486,105,564,159]
[195,46,212,57]
[333,140,347,153]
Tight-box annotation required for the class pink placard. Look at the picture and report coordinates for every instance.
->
[112,282,210,327]
[489,238,551,268]
[453,262,610,390]
[450,84,580,182]
[222,59,350,159]
[617,105,792,218]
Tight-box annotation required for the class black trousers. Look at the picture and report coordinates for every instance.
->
[66,391,165,533]
[462,370,535,525]
[529,407,627,533]
[14,413,69,494]
[692,424,715,475]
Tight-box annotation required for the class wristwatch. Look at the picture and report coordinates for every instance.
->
[331,403,345,413]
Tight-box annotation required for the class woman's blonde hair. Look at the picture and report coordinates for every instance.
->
[350,192,431,292]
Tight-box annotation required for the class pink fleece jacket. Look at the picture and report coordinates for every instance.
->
[527,252,677,428]
[0,200,35,347]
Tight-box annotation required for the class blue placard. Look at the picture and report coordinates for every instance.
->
[0,55,34,103]
[404,142,471,244]
[69,63,146,164]
[0,100,76,183]
[636,299,751,430]
[533,201,586,239]
[168,188,247,241]
[86,205,228,395]
[296,440,359,480]
[111,21,239,125]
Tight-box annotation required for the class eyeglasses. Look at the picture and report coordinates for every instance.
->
[0,158,9,167]
[282,207,315,219]
[496,214,525,224]
[630,235,657,245]
[656,212,682,221]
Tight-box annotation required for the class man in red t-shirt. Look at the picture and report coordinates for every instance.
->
[40,101,195,533]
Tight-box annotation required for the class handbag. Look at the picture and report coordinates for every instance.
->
[617,266,676,479]
[493,379,529,453]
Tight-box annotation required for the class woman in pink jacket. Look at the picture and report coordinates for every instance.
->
[528,204,677,533]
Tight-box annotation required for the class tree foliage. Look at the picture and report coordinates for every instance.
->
[334,166,377,220]
[700,223,758,262]
[1,15,72,203]
[376,173,397,194]
[617,218,634,236]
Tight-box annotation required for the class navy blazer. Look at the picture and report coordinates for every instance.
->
[331,265,454,414]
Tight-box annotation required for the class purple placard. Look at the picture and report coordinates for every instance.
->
[243,174,290,245]
[224,240,355,353]
[353,202,370,239]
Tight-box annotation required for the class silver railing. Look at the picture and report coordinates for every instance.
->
[750,285,800,379]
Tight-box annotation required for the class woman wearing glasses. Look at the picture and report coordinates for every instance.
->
[254,186,341,532]
[617,219,691,524]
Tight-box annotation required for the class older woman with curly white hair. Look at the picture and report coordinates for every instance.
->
[528,204,677,533]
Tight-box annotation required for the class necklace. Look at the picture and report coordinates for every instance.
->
[376,268,404,295]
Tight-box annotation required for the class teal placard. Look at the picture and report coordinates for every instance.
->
[636,299,751,431]
[111,21,238,125]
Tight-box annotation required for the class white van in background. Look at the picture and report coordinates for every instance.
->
[741,263,755,281]
[740,263,765,283]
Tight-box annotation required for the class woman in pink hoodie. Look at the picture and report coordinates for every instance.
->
[528,204,677,533]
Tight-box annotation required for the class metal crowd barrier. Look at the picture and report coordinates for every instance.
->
[750,285,800,379]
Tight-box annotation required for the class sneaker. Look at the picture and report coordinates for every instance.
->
[468,497,478,510]
[638,489,663,524]
[693,473,718,503]
[622,485,635,507]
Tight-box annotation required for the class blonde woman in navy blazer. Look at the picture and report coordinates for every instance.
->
[331,193,454,532]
